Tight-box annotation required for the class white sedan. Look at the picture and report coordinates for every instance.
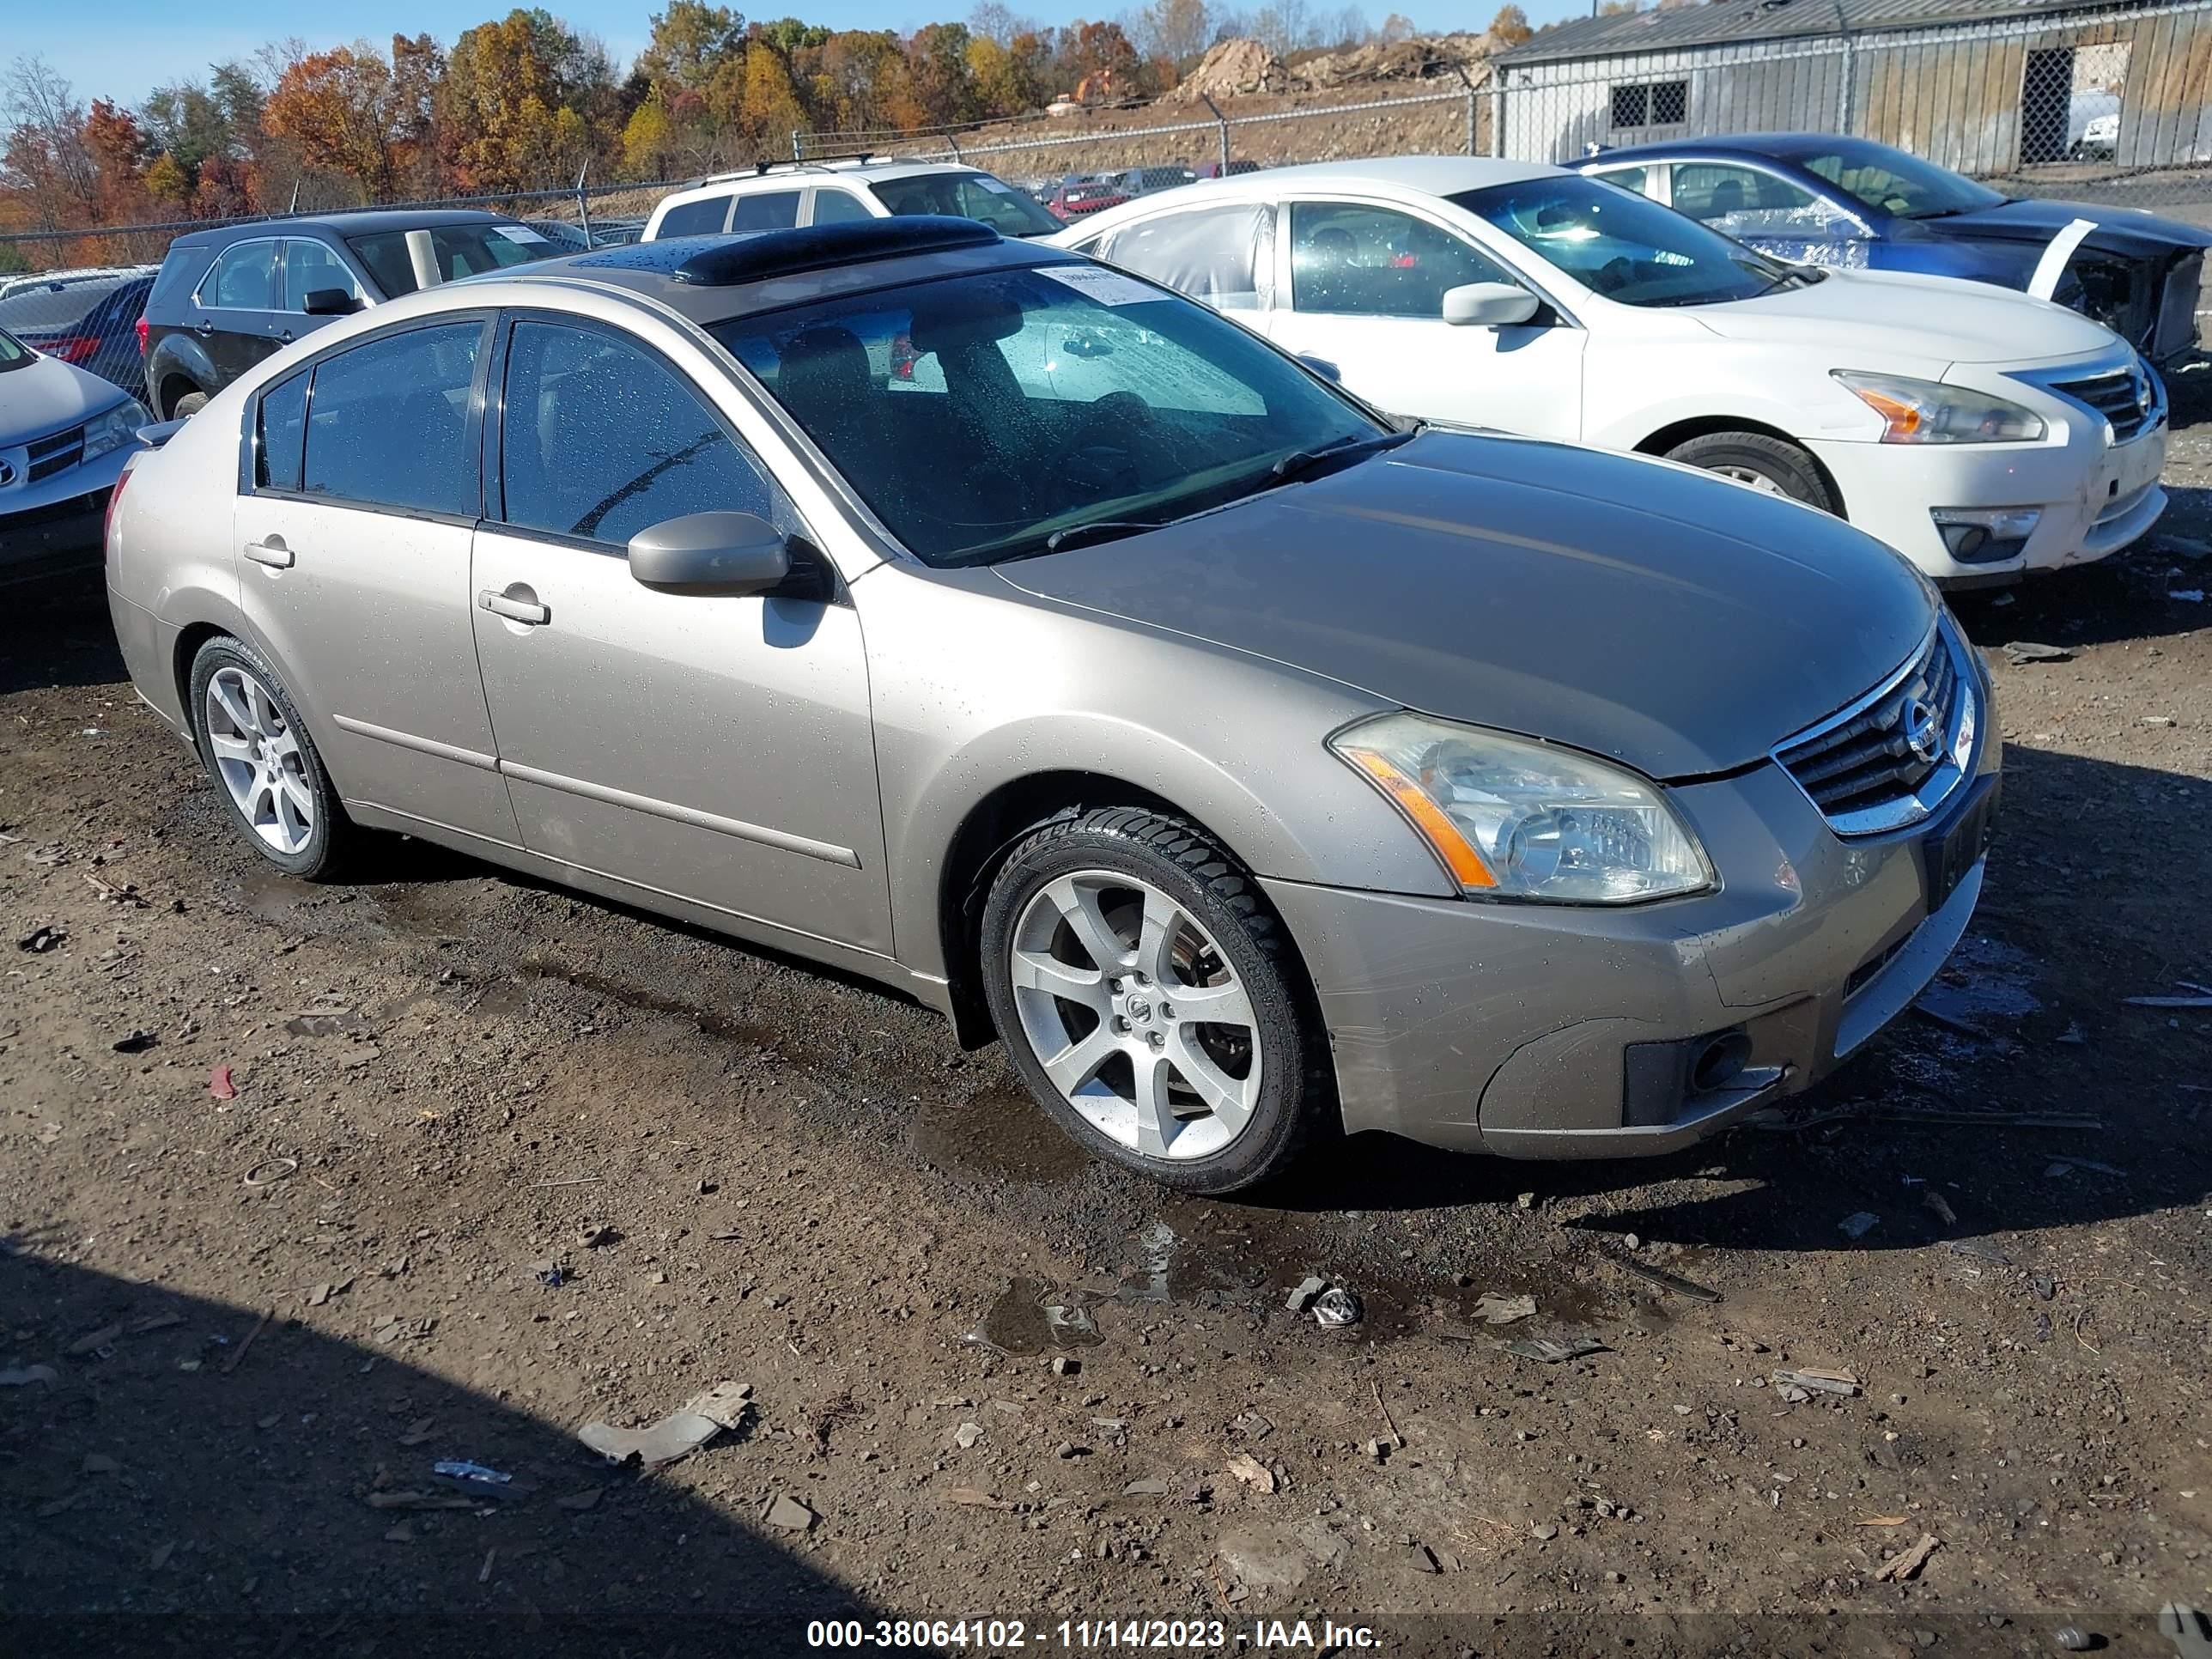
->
[1053,156,2168,583]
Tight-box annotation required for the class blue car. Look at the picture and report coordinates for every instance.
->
[1577,134,2209,368]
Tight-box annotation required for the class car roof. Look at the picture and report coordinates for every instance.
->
[1231,156,1570,195]
[173,209,517,249]
[675,160,984,196]
[489,217,1066,326]
[1584,133,1861,165]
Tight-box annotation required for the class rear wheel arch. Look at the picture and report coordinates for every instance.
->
[173,622,228,721]
[1634,415,1845,516]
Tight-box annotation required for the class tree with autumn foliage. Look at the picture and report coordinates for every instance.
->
[439,9,621,191]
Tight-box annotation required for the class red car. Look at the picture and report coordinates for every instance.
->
[1046,178,1131,219]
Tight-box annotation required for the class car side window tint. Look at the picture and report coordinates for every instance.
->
[1670,164,1849,238]
[1289,203,1515,319]
[658,195,732,238]
[256,372,308,491]
[810,190,872,225]
[1589,165,1652,198]
[302,323,483,517]
[283,240,364,311]
[1097,205,1273,312]
[498,320,775,548]
[206,241,279,310]
[729,191,801,232]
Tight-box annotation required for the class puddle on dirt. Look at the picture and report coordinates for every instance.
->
[1915,932,2043,1029]
[239,867,322,927]
[966,1276,1109,1356]
[910,1089,1085,1185]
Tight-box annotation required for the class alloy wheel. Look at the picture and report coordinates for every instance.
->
[1006,871,1261,1163]
[1708,463,1790,497]
[204,665,315,855]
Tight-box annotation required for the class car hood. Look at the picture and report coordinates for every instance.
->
[991,430,1934,780]
[0,353,126,443]
[1684,265,2118,363]
[1913,198,2212,260]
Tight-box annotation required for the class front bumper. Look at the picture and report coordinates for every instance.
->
[1805,418,2166,585]
[1265,757,1999,1160]
[0,440,131,581]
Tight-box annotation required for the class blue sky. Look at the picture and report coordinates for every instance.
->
[15,0,1595,108]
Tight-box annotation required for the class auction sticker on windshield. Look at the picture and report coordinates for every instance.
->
[1038,264,1160,306]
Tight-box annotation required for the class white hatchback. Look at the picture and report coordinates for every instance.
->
[644,158,1066,244]
[1054,156,2168,583]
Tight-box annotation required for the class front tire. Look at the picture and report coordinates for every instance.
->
[170,390,209,420]
[1666,429,1838,514]
[187,635,356,880]
[979,807,1325,1194]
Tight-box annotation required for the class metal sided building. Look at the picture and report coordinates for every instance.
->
[1490,0,2212,179]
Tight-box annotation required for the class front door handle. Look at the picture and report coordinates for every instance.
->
[478,586,550,626]
[243,537,293,568]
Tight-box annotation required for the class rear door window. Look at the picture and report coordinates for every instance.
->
[729,191,802,232]
[656,194,733,238]
[301,321,484,517]
[1669,163,1853,239]
[809,189,872,225]
[1095,204,1273,312]
[256,371,308,491]
[204,241,280,310]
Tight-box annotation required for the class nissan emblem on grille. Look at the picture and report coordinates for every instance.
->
[1904,697,1943,766]
[1774,625,1971,835]
[0,460,15,488]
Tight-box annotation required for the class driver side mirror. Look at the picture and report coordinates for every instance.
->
[302,288,363,317]
[629,511,792,594]
[1442,282,1540,328]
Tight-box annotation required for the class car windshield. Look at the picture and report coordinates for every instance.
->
[0,327,29,372]
[1790,140,2006,219]
[711,261,1382,568]
[344,222,559,295]
[0,279,124,332]
[1451,176,1791,307]
[870,172,1065,239]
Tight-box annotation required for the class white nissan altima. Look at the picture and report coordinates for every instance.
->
[1053,157,2167,584]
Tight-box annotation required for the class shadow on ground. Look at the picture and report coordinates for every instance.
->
[0,1255,876,1654]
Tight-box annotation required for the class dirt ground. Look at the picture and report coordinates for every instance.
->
[3,381,2211,1659]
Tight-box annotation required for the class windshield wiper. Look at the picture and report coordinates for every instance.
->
[1042,519,1159,554]
[1267,428,1415,484]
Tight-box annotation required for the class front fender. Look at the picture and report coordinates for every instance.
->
[856,563,1458,982]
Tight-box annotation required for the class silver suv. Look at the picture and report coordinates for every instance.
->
[105,216,1996,1192]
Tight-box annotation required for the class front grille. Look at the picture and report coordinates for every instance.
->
[1777,627,1962,830]
[2050,366,2157,442]
[25,423,86,484]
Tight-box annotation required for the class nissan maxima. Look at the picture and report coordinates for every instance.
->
[104,217,1998,1192]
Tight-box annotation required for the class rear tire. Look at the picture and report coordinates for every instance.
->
[187,635,358,881]
[170,390,209,420]
[979,806,1327,1194]
[1666,429,1838,514]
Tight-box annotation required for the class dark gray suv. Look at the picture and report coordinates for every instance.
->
[141,209,560,419]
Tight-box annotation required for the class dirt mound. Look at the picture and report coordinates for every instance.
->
[1160,38,1292,103]
[1295,30,1498,89]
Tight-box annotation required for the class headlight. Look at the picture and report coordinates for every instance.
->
[80,398,150,462]
[1832,370,2045,444]
[1330,714,1712,903]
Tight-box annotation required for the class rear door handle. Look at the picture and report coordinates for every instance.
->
[243,537,293,568]
[478,587,550,626]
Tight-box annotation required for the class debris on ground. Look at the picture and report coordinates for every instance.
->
[433,1460,512,1486]
[15,925,64,952]
[366,1490,477,1511]
[763,1494,817,1531]
[1229,1410,1273,1441]
[66,1322,123,1356]
[1923,1189,1959,1225]
[2002,641,2074,665]
[0,1364,59,1387]
[304,1277,352,1308]
[111,1030,158,1054]
[1771,1367,1862,1398]
[1620,1261,1723,1304]
[1872,1532,1942,1581]
[2054,1627,2094,1652]
[2124,994,2212,1009]
[1508,1336,1607,1364]
[1285,1275,1326,1314]
[579,1381,753,1469]
[2172,588,2206,603]
[243,1157,297,1187]
[953,1422,983,1449]
[1474,1291,1537,1323]
[1312,1288,1363,1328]
[1838,1212,1881,1240]
[579,1224,622,1248]
[946,1486,1017,1510]
[1227,1452,1276,1492]
[208,1066,237,1100]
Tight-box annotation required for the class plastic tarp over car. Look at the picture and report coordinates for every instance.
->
[1091,204,1276,313]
